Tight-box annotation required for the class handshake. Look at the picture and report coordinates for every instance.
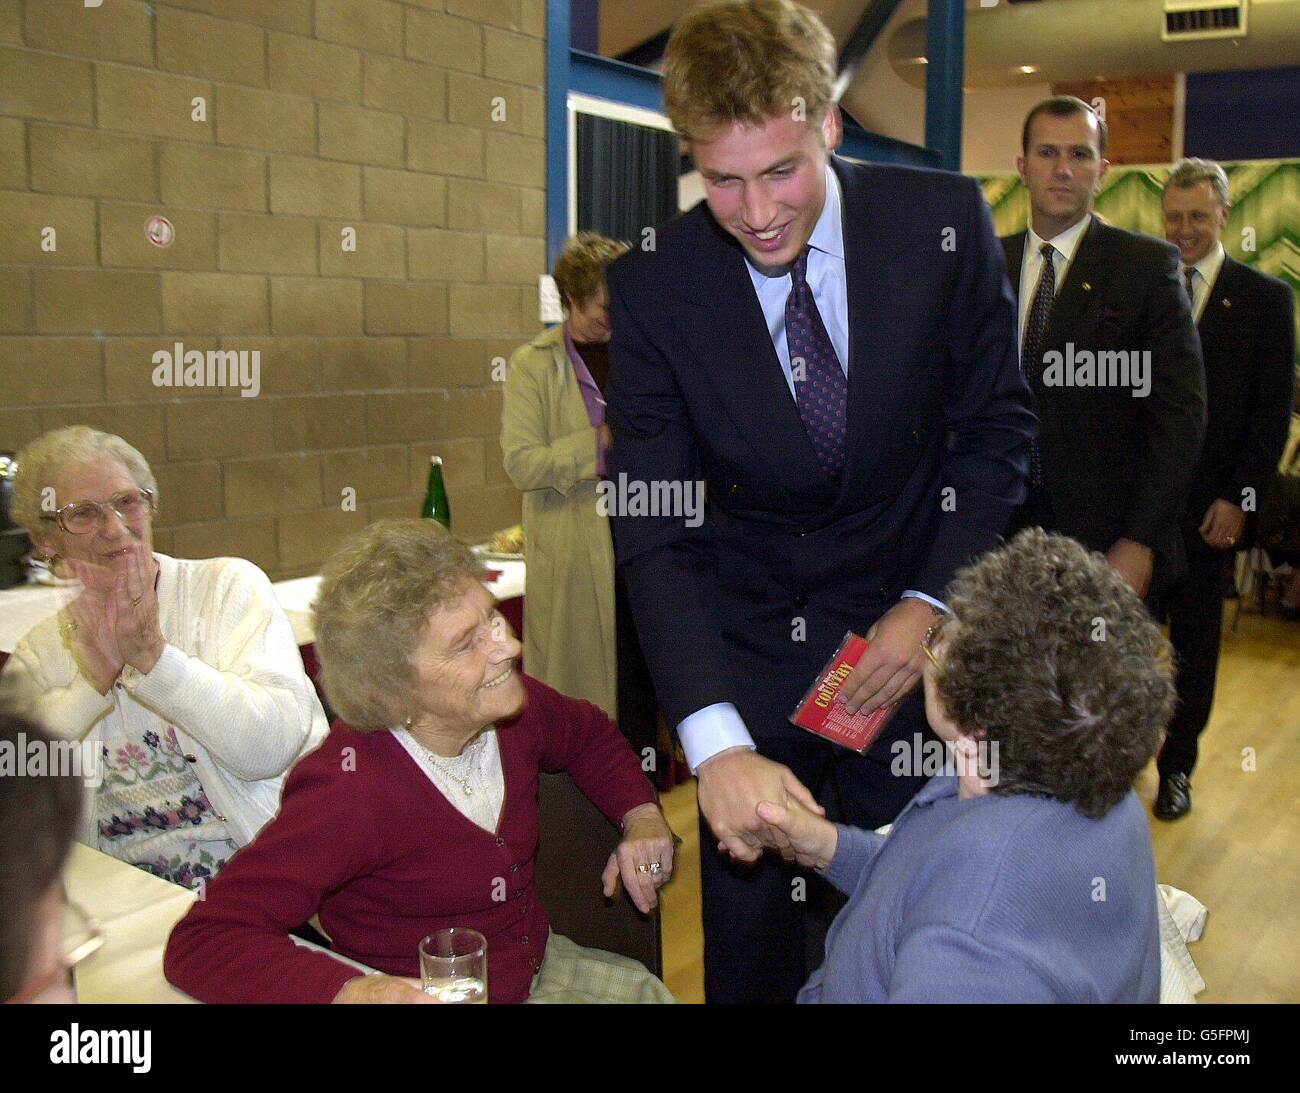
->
[695,746,840,872]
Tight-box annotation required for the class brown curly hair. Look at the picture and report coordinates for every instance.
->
[935,529,1173,819]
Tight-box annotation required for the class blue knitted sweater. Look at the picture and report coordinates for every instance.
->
[798,775,1160,1003]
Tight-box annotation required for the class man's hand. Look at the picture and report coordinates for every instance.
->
[836,598,934,715]
[1199,499,1246,551]
[756,798,839,871]
[695,747,824,864]
[1105,538,1155,599]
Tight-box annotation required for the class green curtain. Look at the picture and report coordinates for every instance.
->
[977,160,1300,382]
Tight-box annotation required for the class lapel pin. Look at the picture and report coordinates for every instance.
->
[1081,281,1092,291]
[1222,298,1231,308]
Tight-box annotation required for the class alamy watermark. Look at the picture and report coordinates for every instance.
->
[890,732,1001,786]
[596,474,704,528]
[0,732,102,787]
[152,342,261,398]
[1041,342,1150,398]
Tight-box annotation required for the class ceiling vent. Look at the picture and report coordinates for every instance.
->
[1162,0,1248,41]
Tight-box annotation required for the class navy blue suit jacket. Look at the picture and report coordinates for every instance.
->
[605,156,1035,740]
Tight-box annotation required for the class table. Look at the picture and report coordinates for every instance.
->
[64,843,377,1004]
[64,843,198,1004]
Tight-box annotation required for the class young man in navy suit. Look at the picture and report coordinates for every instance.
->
[604,0,1034,1002]
[1155,158,1295,819]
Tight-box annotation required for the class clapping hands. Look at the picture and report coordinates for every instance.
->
[59,543,164,693]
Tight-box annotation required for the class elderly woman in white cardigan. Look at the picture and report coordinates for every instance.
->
[2,427,327,891]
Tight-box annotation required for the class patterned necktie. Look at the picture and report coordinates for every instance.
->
[1020,242,1057,487]
[786,247,847,478]
[1183,267,1197,314]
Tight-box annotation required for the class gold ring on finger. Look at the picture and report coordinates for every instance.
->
[130,594,143,607]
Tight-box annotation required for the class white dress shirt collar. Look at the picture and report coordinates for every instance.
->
[1028,212,1091,267]
[1187,240,1226,289]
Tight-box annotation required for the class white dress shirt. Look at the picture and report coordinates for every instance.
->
[1017,214,1091,350]
[676,162,944,773]
[1183,241,1225,324]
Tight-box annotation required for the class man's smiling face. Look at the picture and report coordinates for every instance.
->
[691,106,841,273]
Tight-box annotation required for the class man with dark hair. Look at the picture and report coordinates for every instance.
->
[1022,94,1110,160]
[0,710,86,1003]
[1002,96,1206,598]
[1156,158,1295,819]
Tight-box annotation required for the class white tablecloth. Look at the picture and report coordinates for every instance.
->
[64,843,376,1004]
[64,843,199,1004]
[0,557,526,653]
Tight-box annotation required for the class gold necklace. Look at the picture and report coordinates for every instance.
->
[405,721,478,796]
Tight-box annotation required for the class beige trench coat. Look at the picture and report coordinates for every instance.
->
[500,324,617,718]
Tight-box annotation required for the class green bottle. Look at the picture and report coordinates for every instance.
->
[420,455,452,529]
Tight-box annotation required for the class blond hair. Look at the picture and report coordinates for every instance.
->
[12,426,157,537]
[551,232,631,310]
[662,0,837,142]
[312,519,486,731]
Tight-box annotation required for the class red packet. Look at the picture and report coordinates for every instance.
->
[789,632,898,753]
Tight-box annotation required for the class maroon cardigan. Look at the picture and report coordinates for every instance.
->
[163,675,657,1003]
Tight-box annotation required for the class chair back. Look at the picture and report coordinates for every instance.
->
[533,772,662,977]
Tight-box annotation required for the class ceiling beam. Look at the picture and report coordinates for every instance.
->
[836,0,908,98]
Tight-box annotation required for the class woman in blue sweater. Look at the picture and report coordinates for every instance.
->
[763,529,1171,1003]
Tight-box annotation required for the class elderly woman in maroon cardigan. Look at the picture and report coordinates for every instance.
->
[164,519,676,1004]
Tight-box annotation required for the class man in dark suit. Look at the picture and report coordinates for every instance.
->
[1002,97,1206,598]
[604,0,1034,1003]
[1155,158,1295,819]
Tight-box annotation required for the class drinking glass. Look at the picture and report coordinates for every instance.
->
[419,928,487,1003]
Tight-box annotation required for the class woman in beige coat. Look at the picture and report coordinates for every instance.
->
[501,234,630,722]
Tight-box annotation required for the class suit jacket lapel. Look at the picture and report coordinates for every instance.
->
[833,156,914,509]
[1003,232,1026,304]
[682,209,827,496]
[1197,255,1240,339]
[1045,215,1111,350]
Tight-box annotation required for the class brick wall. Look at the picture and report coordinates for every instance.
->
[0,0,544,577]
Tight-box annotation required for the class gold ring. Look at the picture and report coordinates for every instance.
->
[60,620,79,637]
[130,594,143,607]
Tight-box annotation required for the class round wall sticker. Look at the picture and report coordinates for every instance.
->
[145,215,175,248]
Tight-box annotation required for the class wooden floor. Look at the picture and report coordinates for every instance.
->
[657,603,1300,1004]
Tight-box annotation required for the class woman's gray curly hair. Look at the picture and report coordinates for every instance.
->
[935,528,1174,819]
[12,426,157,537]
[312,519,486,731]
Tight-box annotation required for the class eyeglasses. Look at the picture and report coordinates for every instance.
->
[4,899,104,1004]
[921,614,949,670]
[40,488,155,535]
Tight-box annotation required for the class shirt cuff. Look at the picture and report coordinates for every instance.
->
[901,590,949,613]
[677,703,755,773]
